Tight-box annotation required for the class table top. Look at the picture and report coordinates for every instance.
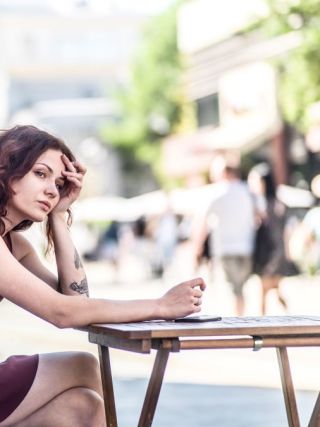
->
[83,316,320,340]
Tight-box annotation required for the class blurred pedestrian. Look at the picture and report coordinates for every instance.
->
[195,230,214,279]
[248,163,298,314]
[194,156,255,315]
[98,220,120,267]
[154,199,178,278]
[132,216,155,278]
[291,174,320,275]
[83,220,120,269]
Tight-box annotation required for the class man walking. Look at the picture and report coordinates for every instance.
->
[194,157,255,315]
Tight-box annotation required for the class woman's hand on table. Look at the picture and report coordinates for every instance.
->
[157,277,206,320]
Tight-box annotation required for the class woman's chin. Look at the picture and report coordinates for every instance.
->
[28,213,48,223]
[33,218,45,223]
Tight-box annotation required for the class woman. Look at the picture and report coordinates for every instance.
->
[248,163,297,315]
[0,125,205,427]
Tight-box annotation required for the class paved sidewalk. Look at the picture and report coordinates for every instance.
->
[114,379,318,427]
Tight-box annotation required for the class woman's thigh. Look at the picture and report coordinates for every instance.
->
[0,351,102,427]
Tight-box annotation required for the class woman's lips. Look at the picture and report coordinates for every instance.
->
[37,201,51,211]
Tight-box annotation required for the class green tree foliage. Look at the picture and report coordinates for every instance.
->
[102,0,190,182]
[258,0,320,131]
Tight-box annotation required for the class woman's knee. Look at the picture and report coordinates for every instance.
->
[73,351,99,372]
[41,351,101,393]
[0,353,103,427]
[38,352,103,403]
[83,352,99,370]
[72,352,101,383]
[72,388,105,427]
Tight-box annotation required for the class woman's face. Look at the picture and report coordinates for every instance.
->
[6,149,66,224]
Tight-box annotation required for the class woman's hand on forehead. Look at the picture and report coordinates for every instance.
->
[49,155,87,214]
[61,154,86,175]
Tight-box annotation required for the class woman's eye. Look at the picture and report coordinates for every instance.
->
[35,170,45,178]
[56,182,65,192]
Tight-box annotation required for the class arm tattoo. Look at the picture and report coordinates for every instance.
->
[74,249,83,269]
[69,277,89,297]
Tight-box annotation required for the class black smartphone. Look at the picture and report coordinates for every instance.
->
[174,315,222,323]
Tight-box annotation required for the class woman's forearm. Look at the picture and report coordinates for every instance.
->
[51,278,205,328]
[49,213,89,297]
[55,296,161,328]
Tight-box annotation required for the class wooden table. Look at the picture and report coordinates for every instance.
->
[81,316,320,427]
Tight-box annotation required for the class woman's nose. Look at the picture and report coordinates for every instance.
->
[45,182,59,198]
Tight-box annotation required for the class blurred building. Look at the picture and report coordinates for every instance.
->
[0,0,150,196]
[162,0,304,186]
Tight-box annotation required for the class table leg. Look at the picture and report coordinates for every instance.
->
[137,348,170,427]
[308,392,320,427]
[276,347,300,427]
[98,345,118,427]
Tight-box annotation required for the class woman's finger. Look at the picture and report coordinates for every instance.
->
[193,289,202,298]
[62,154,76,171]
[193,297,202,306]
[62,154,86,175]
[189,277,206,291]
[62,171,84,181]
[73,160,87,175]
[65,176,82,188]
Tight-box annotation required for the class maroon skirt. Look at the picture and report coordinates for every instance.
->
[0,354,39,422]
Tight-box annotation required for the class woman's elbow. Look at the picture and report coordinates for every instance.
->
[48,305,77,329]
[45,295,90,329]
[52,315,71,329]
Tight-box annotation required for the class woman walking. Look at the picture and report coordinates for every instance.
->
[248,163,297,314]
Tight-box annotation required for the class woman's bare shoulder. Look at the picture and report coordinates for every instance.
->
[10,232,35,261]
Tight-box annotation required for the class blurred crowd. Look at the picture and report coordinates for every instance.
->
[80,155,320,316]
[83,207,182,280]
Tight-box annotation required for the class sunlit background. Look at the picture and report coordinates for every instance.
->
[2,0,320,294]
[0,0,318,201]
[2,3,320,425]
[1,0,320,290]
